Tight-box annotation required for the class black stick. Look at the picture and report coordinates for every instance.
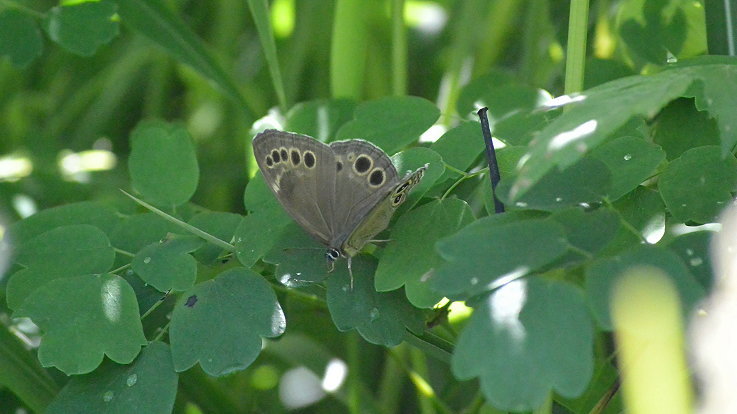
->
[477,107,505,213]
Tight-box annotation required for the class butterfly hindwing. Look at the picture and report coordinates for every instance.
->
[328,139,399,248]
[252,130,337,244]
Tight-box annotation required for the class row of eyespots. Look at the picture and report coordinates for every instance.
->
[390,168,425,206]
[265,147,316,169]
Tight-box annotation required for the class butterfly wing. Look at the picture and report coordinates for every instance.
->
[341,165,427,256]
[328,139,400,249]
[252,130,337,244]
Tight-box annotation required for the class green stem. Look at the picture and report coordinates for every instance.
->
[391,0,407,95]
[564,0,590,95]
[331,0,368,98]
[121,190,236,252]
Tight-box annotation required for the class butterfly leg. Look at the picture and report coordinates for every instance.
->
[347,256,354,290]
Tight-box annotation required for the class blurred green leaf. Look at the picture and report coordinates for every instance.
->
[132,236,203,292]
[246,0,287,110]
[658,145,737,223]
[169,267,285,376]
[326,256,424,346]
[547,207,620,265]
[7,224,115,310]
[429,121,484,176]
[452,278,594,411]
[589,135,665,200]
[116,0,253,116]
[46,342,177,414]
[15,273,147,375]
[128,120,199,207]
[285,99,357,142]
[43,0,119,56]
[585,245,705,330]
[666,230,714,290]
[432,218,568,297]
[336,96,439,154]
[375,198,475,308]
[0,9,43,67]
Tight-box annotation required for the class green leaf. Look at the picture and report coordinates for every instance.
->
[547,207,620,264]
[8,201,120,245]
[589,136,665,200]
[15,274,147,375]
[116,0,252,116]
[110,213,183,254]
[618,0,689,64]
[235,208,291,268]
[658,145,737,223]
[653,98,720,160]
[46,342,177,414]
[0,9,43,67]
[431,218,569,297]
[430,121,484,175]
[585,245,705,330]
[508,68,695,201]
[169,268,285,376]
[188,212,243,264]
[455,70,515,117]
[132,237,203,292]
[43,0,119,56]
[128,120,199,207]
[457,74,550,123]
[666,230,714,290]
[610,186,665,247]
[336,96,440,154]
[497,157,612,211]
[285,99,357,142]
[326,256,424,347]
[263,222,329,286]
[452,278,594,411]
[7,225,116,310]
[375,199,475,308]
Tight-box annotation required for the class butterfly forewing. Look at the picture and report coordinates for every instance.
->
[252,130,337,244]
[328,140,399,249]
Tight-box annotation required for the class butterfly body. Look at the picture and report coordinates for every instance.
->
[252,129,425,269]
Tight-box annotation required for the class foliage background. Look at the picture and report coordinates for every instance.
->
[0,0,734,413]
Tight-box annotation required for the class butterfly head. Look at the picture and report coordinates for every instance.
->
[325,247,342,272]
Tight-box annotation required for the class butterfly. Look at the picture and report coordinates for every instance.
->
[252,129,426,284]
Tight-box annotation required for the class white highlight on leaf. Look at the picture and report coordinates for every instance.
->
[542,94,587,109]
[547,120,598,152]
[488,278,528,343]
[101,277,122,323]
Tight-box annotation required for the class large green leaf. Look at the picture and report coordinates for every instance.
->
[110,213,184,254]
[508,63,737,201]
[658,145,737,223]
[188,212,243,264]
[8,201,120,245]
[0,9,43,67]
[666,230,714,290]
[429,121,484,179]
[375,199,475,308]
[43,0,119,56]
[336,96,439,154]
[585,245,705,330]
[452,278,594,411]
[7,225,115,310]
[46,342,177,414]
[431,218,568,297]
[169,268,285,376]
[653,98,720,160]
[128,120,200,207]
[326,256,423,347]
[589,135,665,200]
[15,274,147,375]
